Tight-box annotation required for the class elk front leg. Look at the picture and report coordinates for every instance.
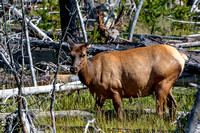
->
[112,91,123,120]
[94,97,105,112]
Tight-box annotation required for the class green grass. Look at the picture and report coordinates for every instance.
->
[1,86,197,132]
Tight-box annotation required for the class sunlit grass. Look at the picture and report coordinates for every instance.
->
[0,85,197,132]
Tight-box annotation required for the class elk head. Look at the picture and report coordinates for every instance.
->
[67,37,93,74]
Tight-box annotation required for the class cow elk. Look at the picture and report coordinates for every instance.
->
[68,37,187,120]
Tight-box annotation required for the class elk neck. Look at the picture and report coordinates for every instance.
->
[78,57,94,86]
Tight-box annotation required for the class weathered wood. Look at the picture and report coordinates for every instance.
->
[21,1,37,87]
[128,0,144,41]
[75,0,87,42]
[188,50,200,55]
[11,7,53,41]
[0,109,185,120]
[11,27,62,39]
[184,62,200,75]
[0,110,93,120]
[166,17,200,24]
[0,81,86,100]
[104,0,121,26]
[0,75,78,88]
[175,75,200,86]
[123,33,186,40]
[172,41,200,48]
[59,0,78,40]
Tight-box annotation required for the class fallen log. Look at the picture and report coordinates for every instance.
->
[0,74,77,88]
[122,33,186,40]
[172,41,200,48]
[175,76,200,86]
[0,109,184,120]
[188,50,200,55]
[0,110,93,121]
[184,62,200,75]
[37,110,93,118]
[0,81,86,99]
[10,27,62,39]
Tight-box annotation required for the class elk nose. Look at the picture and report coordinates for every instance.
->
[70,67,78,74]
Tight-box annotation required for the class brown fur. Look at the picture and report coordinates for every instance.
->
[68,38,187,120]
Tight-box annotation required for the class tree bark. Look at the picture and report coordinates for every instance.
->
[187,0,195,6]
[0,81,86,100]
[21,0,37,87]
[59,0,78,40]
[75,0,87,42]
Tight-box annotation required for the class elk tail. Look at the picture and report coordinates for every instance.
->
[180,53,188,60]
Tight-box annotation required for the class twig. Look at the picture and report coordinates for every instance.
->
[84,118,105,133]
[1,0,15,69]
[75,0,87,42]
[49,6,77,132]
[166,17,200,24]
[11,6,53,41]
[104,0,121,26]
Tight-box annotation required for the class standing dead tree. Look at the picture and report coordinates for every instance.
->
[128,0,144,41]
[50,3,77,132]
[0,1,39,132]
[21,0,37,87]
[59,0,78,41]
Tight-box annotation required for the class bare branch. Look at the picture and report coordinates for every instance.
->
[11,6,53,41]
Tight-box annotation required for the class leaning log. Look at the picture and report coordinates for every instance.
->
[0,81,86,99]
[11,7,53,41]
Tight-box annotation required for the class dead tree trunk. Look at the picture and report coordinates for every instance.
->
[21,0,37,87]
[59,0,78,40]
[187,0,196,6]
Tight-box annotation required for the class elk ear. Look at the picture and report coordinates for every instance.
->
[67,36,75,48]
[85,37,93,48]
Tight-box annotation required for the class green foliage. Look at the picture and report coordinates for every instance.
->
[139,0,170,34]
[32,0,60,32]
[135,0,196,36]
[88,23,104,43]
[170,5,196,36]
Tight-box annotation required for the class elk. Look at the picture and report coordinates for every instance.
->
[68,37,187,120]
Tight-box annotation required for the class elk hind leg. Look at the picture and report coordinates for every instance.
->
[155,83,169,118]
[167,89,177,120]
[112,91,123,120]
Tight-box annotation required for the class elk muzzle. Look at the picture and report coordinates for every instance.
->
[70,66,78,74]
